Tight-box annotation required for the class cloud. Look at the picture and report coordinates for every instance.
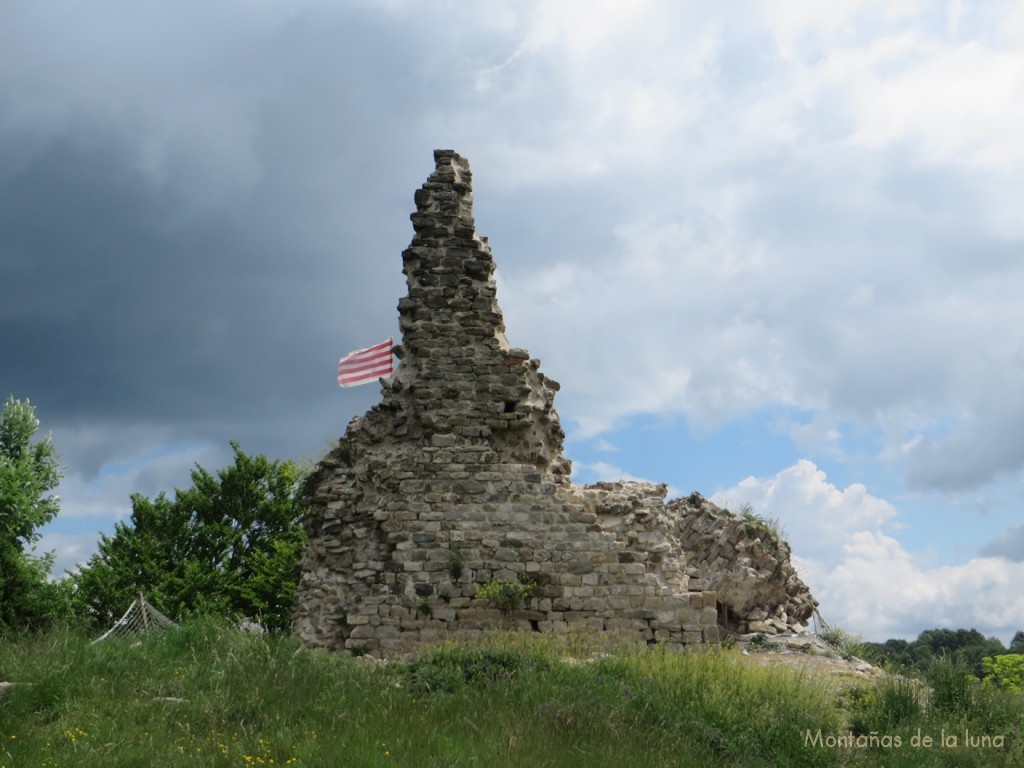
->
[904,399,1024,491]
[1,0,437,473]
[713,460,1023,642]
[3,0,1023,590]
[825,547,1024,641]
[979,523,1024,562]
[33,439,226,578]
[50,437,224,519]
[711,459,899,564]
[5,0,1023,495]
[35,531,101,579]
[484,2,1024,494]
[840,36,1024,171]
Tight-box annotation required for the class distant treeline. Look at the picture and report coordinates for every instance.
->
[861,628,1024,678]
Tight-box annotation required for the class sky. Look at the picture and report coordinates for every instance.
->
[2,0,1023,645]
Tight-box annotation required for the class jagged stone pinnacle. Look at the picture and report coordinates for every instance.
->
[389,150,569,477]
[290,150,815,657]
[409,149,477,242]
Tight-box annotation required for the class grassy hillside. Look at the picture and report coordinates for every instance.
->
[0,622,1021,767]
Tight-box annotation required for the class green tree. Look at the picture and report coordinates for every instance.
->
[863,628,1010,679]
[982,654,1024,691]
[861,638,912,668]
[73,442,307,631]
[912,628,1006,677]
[0,396,64,629]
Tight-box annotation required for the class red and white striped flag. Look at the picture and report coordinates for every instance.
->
[337,338,394,387]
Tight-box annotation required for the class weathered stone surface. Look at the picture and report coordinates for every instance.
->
[292,150,815,656]
[670,492,817,635]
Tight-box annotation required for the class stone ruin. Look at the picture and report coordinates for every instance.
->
[292,150,817,656]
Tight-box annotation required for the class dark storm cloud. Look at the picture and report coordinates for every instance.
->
[979,524,1024,563]
[904,399,1024,492]
[1,126,384,438]
[4,0,1023,546]
[0,1,495,475]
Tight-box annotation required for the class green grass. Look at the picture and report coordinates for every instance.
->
[0,622,1021,767]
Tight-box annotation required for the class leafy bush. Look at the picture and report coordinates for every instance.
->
[417,596,433,617]
[71,442,307,631]
[447,550,465,580]
[983,653,1024,691]
[476,578,535,613]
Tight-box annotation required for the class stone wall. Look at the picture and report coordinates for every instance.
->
[669,493,817,635]
[292,150,815,656]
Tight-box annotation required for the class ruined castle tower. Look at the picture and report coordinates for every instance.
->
[292,150,815,655]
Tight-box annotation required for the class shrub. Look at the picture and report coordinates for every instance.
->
[71,442,307,631]
[983,653,1024,691]
[476,578,534,613]
[417,596,433,617]
[447,550,465,581]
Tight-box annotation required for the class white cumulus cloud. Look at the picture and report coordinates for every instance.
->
[713,460,1022,642]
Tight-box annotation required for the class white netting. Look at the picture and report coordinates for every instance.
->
[93,593,178,644]
[812,608,832,636]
